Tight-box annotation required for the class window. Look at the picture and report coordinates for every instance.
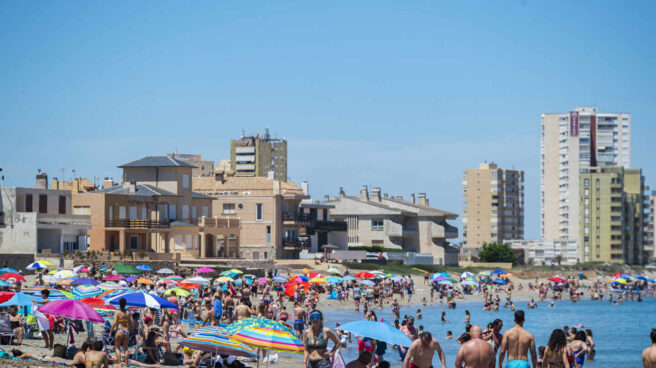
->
[264,252,268,259]
[119,206,126,220]
[371,220,384,231]
[584,188,589,196]
[192,206,197,219]
[182,205,189,219]
[253,251,260,260]
[73,206,90,215]
[169,205,177,220]
[129,206,137,220]
[182,175,190,189]
[256,203,263,221]
[25,194,33,212]
[141,207,147,220]
[58,195,66,214]
[129,236,139,251]
[372,240,384,246]
[584,179,590,186]
[174,235,183,250]
[39,194,48,213]
[109,206,113,221]
[202,207,209,217]
[185,235,193,249]
[266,226,272,244]
[223,204,236,215]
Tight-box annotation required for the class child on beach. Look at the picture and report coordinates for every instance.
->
[416,309,422,320]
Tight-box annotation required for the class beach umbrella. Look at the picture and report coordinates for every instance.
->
[107,291,177,310]
[432,276,447,282]
[79,298,117,311]
[165,275,183,281]
[548,277,567,283]
[302,268,311,274]
[338,320,412,346]
[384,274,397,278]
[460,280,478,286]
[256,278,268,284]
[125,276,137,283]
[112,263,142,275]
[0,268,18,275]
[103,274,123,281]
[22,287,73,300]
[54,270,76,279]
[342,275,356,281]
[493,278,507,285]
[430,273,445,280]
[196,267,216,274]
[136,278,155,285]
[42,275,59,284]
[325,276,342,284]
[57,278,75,286]
[26,261,49,270]
[163,288,190,297]
[272,276,288,282]
[38,299,104,323]
[71,278,100,286]
[180,326,256,357]
[460,272,473,278]
[215,276,234,284]
[72,285,103,299]
[0,280,11,287]
[232,325,304,354]
[97,282,121,290]
[354,272,376,279]
[499,273,512,278]
[359,280,375,287]
[307,272,322,279]
[326,267,342,275]
[291,275,309,282]
[309,277,327,284]
[136,265,153,272]
[187,276,210,285]
[0,292,36,307]
[0,273,26,282]
[0,292,15,304]
[160,279,176,285]
[35,260,53,266]
[243,274,256,279]
[234,278,252,286]
[439,279,457,285]
[157,268,175,274]
[438,272,451,277]
[371,270,385,276]
[491,269,507,275]
[179,283,201,290]
[613,278,627,284]
[227,269,243,274]
[225,317,294,336]
[478,271,492,276]
[72,265,86,273]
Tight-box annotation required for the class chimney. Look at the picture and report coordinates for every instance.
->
[371,187,381,202]
[52,177,59,190]
[339,187,345,198]
[129,181,137,193]
[360,185,369,201]
[74,178,81,193]
[417,193,428,206]
[411,193,416,204]
[324,194,330,201]
[36,170,48,189]
[301,181,309,196]
[103,177,114,189]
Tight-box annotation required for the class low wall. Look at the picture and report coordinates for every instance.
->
[458,261,513,269]
[0,253,35,274]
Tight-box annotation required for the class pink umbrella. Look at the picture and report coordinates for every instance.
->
[79,267,90,273]
[160,279,176,284]
[196,267,215,274]
[256,278,267,284]
[103,274,123,281]
[38,299,104,323]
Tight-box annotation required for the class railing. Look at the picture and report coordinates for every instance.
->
[192,217,240,229]
[106,220,170,229]
[282,212,312,224]
[313,220,347,232]
[282,238,310,249]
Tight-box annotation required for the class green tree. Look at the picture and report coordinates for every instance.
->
[554,254,563,266]
[477,242,519,265]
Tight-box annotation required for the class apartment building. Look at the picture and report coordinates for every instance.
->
[462,162,524,254]
[0,172,91,266]
[73,156,240,258]
[579,167,648,264]
[507,239,579,266]
[648,192,655,261]
[541,107,631,243]
[230,129,287,181]
[166,151,215,177]
[324,186,459,266]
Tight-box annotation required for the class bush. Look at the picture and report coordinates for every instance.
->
[138,250,146,259]
[478,242,519,265]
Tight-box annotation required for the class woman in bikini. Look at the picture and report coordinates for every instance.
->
[567,331,589,368]
[542,329,568,368]
[303,310,341,368]
[111,297,133,368]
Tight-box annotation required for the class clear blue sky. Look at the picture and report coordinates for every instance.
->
[2,1,655,241]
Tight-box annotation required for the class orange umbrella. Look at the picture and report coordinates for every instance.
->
[180,283,201,290]
[137,278,155,285]
[57,279,74,286]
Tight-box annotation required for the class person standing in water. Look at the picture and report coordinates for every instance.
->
[643,329,656,368]
[498,310,536,368]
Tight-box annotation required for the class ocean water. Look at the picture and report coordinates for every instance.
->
[316,296,656,367]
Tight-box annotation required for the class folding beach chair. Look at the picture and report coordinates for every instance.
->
[0,314,15,345]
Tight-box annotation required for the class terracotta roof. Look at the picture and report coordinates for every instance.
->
[192,176,305,196]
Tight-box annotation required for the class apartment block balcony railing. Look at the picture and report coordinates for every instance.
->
[282,238,310,249]
[282,212,312,225]
[191,217,240,229]
[106,220,170,229]
[313,220,347,232]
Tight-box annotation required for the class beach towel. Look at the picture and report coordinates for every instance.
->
[327,290,338,300]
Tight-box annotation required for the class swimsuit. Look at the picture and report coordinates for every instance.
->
[294,320,305,331]
[506,360,530,368]
[307,358,332,368]
[409,364,432,368]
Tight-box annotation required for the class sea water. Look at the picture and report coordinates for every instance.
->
[319,296,656,367]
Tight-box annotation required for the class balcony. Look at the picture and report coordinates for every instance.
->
[106,220,170,229]
[191,217,240,229]
[282,238,310,250]
[283,212,312,226]
[313,220,347,232]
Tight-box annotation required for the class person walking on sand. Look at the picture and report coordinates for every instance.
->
[402,331,446,368]
[642,329,656,368]
[498,310,536,368]
[455,325,495,368]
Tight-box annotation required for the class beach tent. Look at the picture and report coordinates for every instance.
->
[112,263,142,275]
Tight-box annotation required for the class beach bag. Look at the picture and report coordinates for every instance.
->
[53,344,67,359]
[66,346,78,360]
[163,352,180,366]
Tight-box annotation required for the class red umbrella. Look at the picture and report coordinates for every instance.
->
[284,284,309,298]
[0,291,15,304]
[80,298,117,311]
[283,281,310,289]
[355,272,375,279]
[307,272,321,278]
[0,273,26,282]
[548,277,566,283]
[613,272,621,277]
[179,283,201,290]
[103,274,123,281]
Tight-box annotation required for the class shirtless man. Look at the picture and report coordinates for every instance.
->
[403,331,446,368]
[498,310,536,368]
[293,302,307,338]
[455,325,495,368]
[401,316,419,341]
[233,299,254,321]
[642,328,656,368]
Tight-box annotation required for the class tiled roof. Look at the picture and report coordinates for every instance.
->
[193,176,305,195]
[118,156,196,168]
[95,184,179,197]
[192,192,214,199]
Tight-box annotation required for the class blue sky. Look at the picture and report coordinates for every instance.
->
[1,1,655,241]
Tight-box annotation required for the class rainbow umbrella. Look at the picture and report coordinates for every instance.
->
[0,268,18,275]
[225,317,294,336]
[97,282,121,290]
[180,326,256,357]
[22,287,73,300]
[73,285,103,299]
[165,275,183,281]
[232,325,303,354]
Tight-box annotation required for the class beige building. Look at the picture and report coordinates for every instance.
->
[462,162,524,253]
[230,129,287,181]
[541,107,631,243]
[166,151,215,177]
[323,186,459,265]
[579,167,648,264]
[73,156,240,258]
[648,192,655,261]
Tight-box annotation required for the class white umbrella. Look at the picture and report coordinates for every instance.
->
[460,272,474,278]
[460,280,477,286]
[187,276,210,285]
[360,280,375,287]
[157,268,175,274]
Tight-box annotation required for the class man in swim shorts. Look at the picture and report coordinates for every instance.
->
[402,331,446,368]
[498,310,536,368]
[293,302,307,338]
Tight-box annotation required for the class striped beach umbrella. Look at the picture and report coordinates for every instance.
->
[225,317,294,336]
[180,326,256,357]
[165,275,183,281]
[106,291,177,310]
[22,287,73,300]
[97,282,122,290]
[73,285,103,299]
[26,261,49,270]
[232,325,303,353]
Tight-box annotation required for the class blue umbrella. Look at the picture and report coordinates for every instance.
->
[125,276,137,283]
[0,268,18,275]
[71,278,100,286]
[136,265,153,271]
[0,292,37,307]
[493,278,507,285]
[342,275,356,281]
[491,269,507,275]
[107,291,178,310]
[0,280,11,287]
[272,276,287,282]
[26,262,49,270]
[338,320,413,346]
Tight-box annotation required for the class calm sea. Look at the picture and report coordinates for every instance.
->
[314,296,656,367]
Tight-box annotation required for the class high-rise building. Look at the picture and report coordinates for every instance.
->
[647,191,655,262]
[462,162,524,253]
[579,167,648,264]
[230,129,287,181]
[541,107,631,243]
